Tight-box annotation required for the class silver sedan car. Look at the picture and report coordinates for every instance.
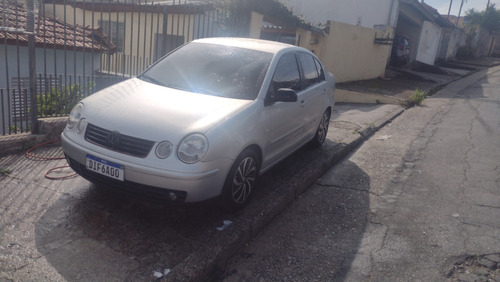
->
[62,37,335,209]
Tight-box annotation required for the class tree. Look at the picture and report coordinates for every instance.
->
[458,4,500,58]
[216,0,307,37]
[465,4,500,32]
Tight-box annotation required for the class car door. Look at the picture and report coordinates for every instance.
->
[296,52,328,137]
[263,52,307,167]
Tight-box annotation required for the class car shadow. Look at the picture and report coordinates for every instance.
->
[34,137,363,280]
[214,157,370,280]
[34,181,230,280]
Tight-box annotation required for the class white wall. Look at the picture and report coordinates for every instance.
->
[282,0,399,28]
[0,45,102,134]
[445,28,462,60]
[416,21,442,65]
[298,21,393,83]
[0,45,101,89]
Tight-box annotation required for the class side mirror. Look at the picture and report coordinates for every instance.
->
[264,88,298,106]
[275,88,298,102]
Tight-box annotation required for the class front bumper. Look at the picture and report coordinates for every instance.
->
[61,132,231,203]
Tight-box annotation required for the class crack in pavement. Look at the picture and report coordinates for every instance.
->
[472,203,500,210]
[315,182,380,196]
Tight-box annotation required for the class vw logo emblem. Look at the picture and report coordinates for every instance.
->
[106,131,121,149]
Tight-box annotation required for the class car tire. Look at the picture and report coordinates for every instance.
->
[310,109,330,148]
[220,148,260,211]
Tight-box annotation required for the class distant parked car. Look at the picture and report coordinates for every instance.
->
[391,35,410,66]
[62,37,335,210]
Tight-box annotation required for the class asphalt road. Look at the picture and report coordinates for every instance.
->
[217,66,500,281]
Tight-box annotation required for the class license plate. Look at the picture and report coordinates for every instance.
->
[86,155,124,181]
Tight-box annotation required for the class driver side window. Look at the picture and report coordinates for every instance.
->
[268,53,301,95]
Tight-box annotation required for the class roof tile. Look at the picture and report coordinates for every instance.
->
[0,0,115,52]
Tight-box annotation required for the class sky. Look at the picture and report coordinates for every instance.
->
[423,0,500,16]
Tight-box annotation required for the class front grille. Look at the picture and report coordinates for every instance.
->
[85,123,155,158]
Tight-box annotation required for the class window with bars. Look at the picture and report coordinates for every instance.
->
[99,20,125,52]
[10,78,31,122]
[154,34,184,62]
[10,76,62,120]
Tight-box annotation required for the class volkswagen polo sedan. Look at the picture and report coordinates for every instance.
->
[62,37,335,209]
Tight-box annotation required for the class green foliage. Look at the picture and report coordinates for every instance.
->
[9,124,31,134]
[408,88,428,107]
[459,5,500,58]
[37,82,94,117]
[216,0,252,36]
[216,0,307,36]
[465,4,500,32]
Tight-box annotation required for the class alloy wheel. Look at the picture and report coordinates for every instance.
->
[231,156,257,204]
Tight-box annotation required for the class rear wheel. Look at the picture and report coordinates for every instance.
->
[310,109,330,148]
[221,149,259,210]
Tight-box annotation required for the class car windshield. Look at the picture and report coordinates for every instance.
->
[139,42,273,100]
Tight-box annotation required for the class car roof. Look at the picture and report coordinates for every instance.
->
[192,37,299,54]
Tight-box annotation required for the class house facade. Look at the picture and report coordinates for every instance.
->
[43,0,219,76]
[0,0,114,90]
[281,0,399,29]
[0,0,115,134]
[396,0,462,66]
[279,0,399,82]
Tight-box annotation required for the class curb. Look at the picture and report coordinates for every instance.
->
[0,117,66,157]
[427,65,498,98]
[166,106,405,281]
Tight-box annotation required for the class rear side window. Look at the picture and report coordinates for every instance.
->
[298,53,320,89]
[313,57,325,81]
[270,53,301,93]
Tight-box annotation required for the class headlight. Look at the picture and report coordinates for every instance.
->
[177,133,208,164]
[156,141,173,159]
[76,118,87,134]
[67,103,84,129]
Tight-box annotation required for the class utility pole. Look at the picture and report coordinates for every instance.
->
[456,0,466,26]
[447,0,454,19]
[27,0,39,134]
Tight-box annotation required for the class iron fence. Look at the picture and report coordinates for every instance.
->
[0,0,243,135]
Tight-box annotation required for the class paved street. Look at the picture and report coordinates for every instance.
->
[2,0,500,279]
[219,66,500,281]
[1,61,498,281]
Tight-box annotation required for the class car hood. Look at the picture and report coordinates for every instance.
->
[81,78,253,142]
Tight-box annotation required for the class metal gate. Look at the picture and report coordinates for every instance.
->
[1,0,244,135]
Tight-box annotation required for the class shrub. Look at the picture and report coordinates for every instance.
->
[408,88,428,107]
[37,82,94,117]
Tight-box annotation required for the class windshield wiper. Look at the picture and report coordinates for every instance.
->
[164,83,191,92]
[194,88,226,97]
[139,75,191,92]
[138,74,166,87]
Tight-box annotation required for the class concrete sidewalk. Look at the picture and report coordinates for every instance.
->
[0,57,495,281]
[335,56,500,105]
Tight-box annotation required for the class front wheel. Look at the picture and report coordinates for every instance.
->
[220,149,260,211]
[310,109,330,148]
